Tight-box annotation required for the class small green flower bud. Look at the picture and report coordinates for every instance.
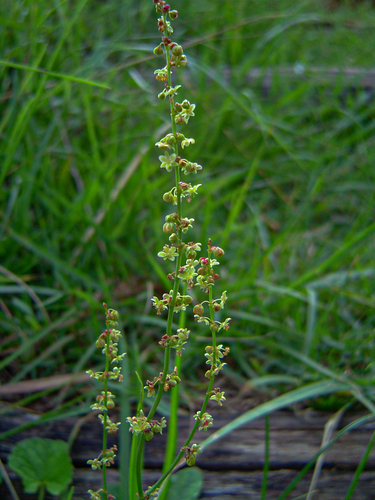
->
[166,134,176,145]
[144,430,154,441]
[174,102,183,112]
[163,191,174,203]
[163,222,174,234]
[179,55,187,67]
[172,44,183,57]
[183,295,193,305]
[96,337,106,348]
[169,233,178,243]
[153,43,164,55]
[158,90,166,100]
[165,213,176,223]
[169,10,178,20]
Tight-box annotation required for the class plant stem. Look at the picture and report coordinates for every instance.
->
[144,288,217,498]
[159,283,187,500]
[38,484,45,500]
[134,21,186,498]
[0,457,21,500]
[101,333,111,500]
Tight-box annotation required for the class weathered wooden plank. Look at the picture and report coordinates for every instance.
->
[2,468,375,500]
[1,408,375,470]
[2,407,375,499]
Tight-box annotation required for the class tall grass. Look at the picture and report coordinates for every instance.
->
[1,0,375,424]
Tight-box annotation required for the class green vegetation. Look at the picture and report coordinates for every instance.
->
[1,1,375,495]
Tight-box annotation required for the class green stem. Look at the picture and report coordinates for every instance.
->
[134,21,186,499]
[38,484,45,500]
[159,284,187,500]
[144,376,216,498]
[129,433,139,500]
[129,372,145,500]
[135,435,146,498]
[101,330,111,500]
[145,286,218,498]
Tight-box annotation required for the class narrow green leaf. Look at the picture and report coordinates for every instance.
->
[200,380,350,450]
[0,61,109,89]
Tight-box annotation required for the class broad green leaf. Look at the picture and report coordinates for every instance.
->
[166,468,203,500]
[8,438,73,495]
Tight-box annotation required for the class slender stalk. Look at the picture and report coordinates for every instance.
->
[0,457,21,500]
[144,288,218,498]
[101,336,111,500]
[159,284,187,500]
[144,376,216,498]
[38,484,45,500]
[87,307,124,500]
[129,372,144,500]
[131,4,230,499]
[134,18,185,496]
[343,429,375,500]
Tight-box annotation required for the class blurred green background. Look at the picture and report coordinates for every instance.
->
[1,0,375,413]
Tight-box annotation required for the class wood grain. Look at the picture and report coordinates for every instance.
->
[1,407,375,499]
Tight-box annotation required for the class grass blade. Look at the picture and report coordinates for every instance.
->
[0,61,109,89]
[276,413,375,500]
[200,380,350,451]
[343,430,375,500]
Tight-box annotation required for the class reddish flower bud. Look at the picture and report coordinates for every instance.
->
[193,304,204,316]
[162,4,170,12]
[211,246,225,258]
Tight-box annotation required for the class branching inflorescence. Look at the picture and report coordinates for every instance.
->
[87,305,125,500]
[87,2,231,499]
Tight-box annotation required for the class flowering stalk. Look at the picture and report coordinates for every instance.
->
[86,304,126,500]
[125,2,231,499]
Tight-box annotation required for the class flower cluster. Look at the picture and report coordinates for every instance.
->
[87,445,118,470]
[205,344,230,379]
[181,444,202,467]
[159,328,190,356]
[126,411,167,442]
[126,3,232,498]
[87,305,125,500]
[151,290,192,314]
[148,0,231,470]
[144,366,181,397]
[194,411,214,432]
